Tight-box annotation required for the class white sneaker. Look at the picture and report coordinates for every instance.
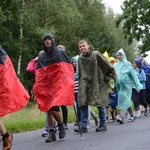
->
[135,111,141,118]
[41,130,49,137]
[128,117,135,122]
[117,116,124,124]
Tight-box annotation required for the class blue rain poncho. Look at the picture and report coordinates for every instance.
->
[114,49,142,110]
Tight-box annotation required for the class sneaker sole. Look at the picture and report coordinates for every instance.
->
[45,138,56,142]
[96,129,107,132]
[74,129,88,133]
[117,119,124,124]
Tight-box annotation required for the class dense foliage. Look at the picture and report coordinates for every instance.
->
[116,0,150,54]
[0,0,145,99]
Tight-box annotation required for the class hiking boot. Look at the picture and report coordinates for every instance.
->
[2,133,13,150]
[93,116,99,126]
[58,123,66,139]
[41,129,49,137]
[117,116,124,124]
[95,125,107,132]
[45,131,56,142]
[74,127,88,133]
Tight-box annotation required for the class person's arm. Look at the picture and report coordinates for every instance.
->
[26,58,37,74]
[129,64,142,92]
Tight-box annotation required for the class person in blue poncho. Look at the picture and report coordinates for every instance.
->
[114,49,142,124]
[132,58,149,117]
[141,58,150,109]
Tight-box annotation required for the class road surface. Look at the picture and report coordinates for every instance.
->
[1,114,150,150]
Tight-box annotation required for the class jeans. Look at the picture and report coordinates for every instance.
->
[45,112,49,130]
[79,105,106,128]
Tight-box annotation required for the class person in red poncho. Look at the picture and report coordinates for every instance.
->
[34,33,74,143]
[0,45,30,150]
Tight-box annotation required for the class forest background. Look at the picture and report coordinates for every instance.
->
[0,0,149,132]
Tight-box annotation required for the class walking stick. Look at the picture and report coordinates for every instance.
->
[73,105,84,139]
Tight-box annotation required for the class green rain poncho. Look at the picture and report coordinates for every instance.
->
[114,49,142,110]
[78,46,116,107]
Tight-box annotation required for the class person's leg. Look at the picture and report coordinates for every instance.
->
[127,106,135,122]
[127,106,134,117]
[88,106,91,124]
[132,89,140,110]
[117,109,126,124]
[132,89,140,118]
[75,93,81,122]
[89,106,98,126]
[0,121,13,149]
[106,106,110,121]
[74,105,88,133]
[61,105,68,129]
[41,112,49,137]
[46,106,65,142]
[146,95,150,112]
[139,89,149,116]
[110,106,117,121]
[0,121,6,135]
[51,107,66,139]
[95,106,107,132]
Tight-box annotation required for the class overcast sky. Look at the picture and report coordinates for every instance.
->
[102,0,150,62]
[102,0,124,14]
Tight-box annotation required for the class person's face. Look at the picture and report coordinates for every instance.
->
[132,61,138,69]
[44,37,52,48]
[72,60,76,67]
[110,60,115,65]
[117,53,122,61]
[79,42,89,56]
[141,59,144,67]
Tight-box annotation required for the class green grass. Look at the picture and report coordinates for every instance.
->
[2,102,135,133]
[1,104,100,133]
[1,104,45,133]
[0,104,75,133]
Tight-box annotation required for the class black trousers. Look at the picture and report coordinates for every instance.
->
[132,89,147,110]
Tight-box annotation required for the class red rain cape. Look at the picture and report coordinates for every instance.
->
[0,56,30,117]
[34,62,75,112]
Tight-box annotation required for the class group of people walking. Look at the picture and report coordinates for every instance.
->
[0,32,150,150]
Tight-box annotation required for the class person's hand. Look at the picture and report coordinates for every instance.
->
[137,90,140,93]
[35,57,38,61]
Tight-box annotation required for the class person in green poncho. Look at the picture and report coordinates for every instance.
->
[74,39,116,133]
[114,48,142,124]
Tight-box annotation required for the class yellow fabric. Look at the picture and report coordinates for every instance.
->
[109,57,115,62]
[103,51,110,61]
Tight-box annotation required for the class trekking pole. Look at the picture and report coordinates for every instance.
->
[73,105,84,140]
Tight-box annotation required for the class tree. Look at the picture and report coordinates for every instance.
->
[116,0,150,54]
[0,0,137,98]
